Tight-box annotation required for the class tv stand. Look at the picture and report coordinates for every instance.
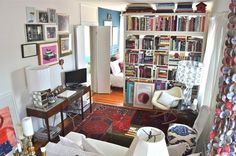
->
[67,83,83,90]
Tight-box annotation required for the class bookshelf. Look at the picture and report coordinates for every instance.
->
[123,12,208,106]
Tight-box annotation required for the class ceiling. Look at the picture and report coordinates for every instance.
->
[78,0,213,11]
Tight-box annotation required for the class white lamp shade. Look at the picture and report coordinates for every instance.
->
[22,117,34,137]
[26,65,51,92]
[126,127,169,156]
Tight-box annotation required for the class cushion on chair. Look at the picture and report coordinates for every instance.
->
[157,92,181,107]
[167,123,197,148]
[110,60,121,76]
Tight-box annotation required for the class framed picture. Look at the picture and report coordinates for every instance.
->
[44,24,58,41]
[133,82,155,109]
[47,8,56,23]
[37,10,48,23]
[25,24,44,42]
[57,13,69,33]
[0,92,19,155]
[26,7,36,23]
[38,42,59,65]
[21,43,37,58]
[58,34,72,57]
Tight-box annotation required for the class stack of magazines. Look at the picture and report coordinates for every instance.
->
[34,126,61,141]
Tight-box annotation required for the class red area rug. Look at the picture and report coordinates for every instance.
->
[73,103,178,142]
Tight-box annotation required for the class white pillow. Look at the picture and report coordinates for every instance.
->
[157,92,181,107]
[82,137,105,155]
[59,136,83,150]
[110,60,121,76]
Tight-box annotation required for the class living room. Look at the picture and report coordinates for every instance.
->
[0,0,234,156]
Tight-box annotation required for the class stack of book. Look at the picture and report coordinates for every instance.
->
[158,36,170,51]
[156,3,175,13]
[125,81,134,105]
[176,2,193,13]
[34,126,61,141]
[125,3,155,13]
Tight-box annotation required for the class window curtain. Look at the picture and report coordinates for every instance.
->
[119,15,124,59]
[196,13,228,155]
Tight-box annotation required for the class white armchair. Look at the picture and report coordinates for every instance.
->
[152,87,183,110]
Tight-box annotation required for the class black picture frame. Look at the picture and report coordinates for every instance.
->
[21,43,37,58]
[25,24,44,42]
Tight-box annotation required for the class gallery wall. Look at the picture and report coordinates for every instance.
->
[0,0,81,129]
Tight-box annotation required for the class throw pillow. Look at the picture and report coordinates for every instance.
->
[82,137,105,155]
[59,136,83,150]
[110,60,121,76]
[157,92,181,107]
[167,123,197,148]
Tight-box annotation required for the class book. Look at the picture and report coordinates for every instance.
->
[58,90,76,98]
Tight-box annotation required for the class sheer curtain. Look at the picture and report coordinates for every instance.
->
[196,13,228,154]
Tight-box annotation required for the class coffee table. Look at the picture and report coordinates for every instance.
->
[106,124,140,147]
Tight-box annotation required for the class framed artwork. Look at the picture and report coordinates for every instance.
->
[58,34,72,57]
[25,24,44,42]
[57,14,69,33]
[37,10,48,23]
[47,8,56,23]
[0,92,19,155]
[21,43,37,58]
[44,24,58,41]
[26,7,36,23]
[38,42,59,65]
[133,82,155,109]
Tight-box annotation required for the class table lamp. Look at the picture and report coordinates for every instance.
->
[175,60,203,109]
[26,65,51,108]
[126,127,169,156]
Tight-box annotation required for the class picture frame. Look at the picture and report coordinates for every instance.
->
[37,10,48,23]
[25,24,44,42]
[37,42,59,65]
[26,7,36,23]
[133,82,155,109]
[44,24,58,41]
[57,13,69,33]
[58,34,72,57]
[0,92,20,155]
[47,8,56,23]
[21,43,37,58]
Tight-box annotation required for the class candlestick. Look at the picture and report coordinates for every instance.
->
[16,123,25,140]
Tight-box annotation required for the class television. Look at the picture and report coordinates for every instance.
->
[65,68,87,88]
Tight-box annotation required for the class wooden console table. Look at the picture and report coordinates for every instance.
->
[26,85,92,141]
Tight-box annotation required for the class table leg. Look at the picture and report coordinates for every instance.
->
[60,110,64,136]
[89,87,92,113]
[81,97,84,120]
[45,118,50,141]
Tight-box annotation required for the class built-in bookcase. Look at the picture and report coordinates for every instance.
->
[123,12,208,106]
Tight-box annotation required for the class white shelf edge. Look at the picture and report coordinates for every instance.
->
[123,12,208,16]
[125,31,205,36]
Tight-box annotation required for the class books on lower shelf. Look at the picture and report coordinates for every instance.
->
[34,126,61,141]
[125,81,134,105]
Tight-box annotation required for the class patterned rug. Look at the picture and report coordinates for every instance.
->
[73,103,178,142]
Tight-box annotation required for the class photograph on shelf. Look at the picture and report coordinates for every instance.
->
[37,10,49,23]
[21,43,37,58]
[26,7,36,23]
[58,34,72,57]
[37,42,59,65]
[133,82,155,109]
[25,24,44,42]
[57,14,69,33]
[47,8,56,23]
[44,24,58,41]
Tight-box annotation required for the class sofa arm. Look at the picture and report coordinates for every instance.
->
[168,143,191,156]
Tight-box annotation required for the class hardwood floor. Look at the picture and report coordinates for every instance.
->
[92,87,123,106]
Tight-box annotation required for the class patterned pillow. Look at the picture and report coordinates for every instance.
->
[167,123,197,148]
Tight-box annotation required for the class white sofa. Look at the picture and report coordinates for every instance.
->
[45,131,200,156]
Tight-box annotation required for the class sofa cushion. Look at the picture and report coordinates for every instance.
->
[167,123,197,148]
[59,135,84,150]
[82,137,105,155]
[157,92,181,107]
[110,60,121,75]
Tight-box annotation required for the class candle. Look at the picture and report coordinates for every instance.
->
[16,124,25,140]
[17,143,22,153]
[22,117,34,137]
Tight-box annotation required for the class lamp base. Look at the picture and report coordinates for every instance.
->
[181,87,193,110]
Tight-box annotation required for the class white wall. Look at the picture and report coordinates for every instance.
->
[0,0,81,129]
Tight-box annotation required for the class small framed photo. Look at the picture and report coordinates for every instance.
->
[25,24,44,42]
[133,82,155,109]
[21,43,37,58]
[37,42,59,65]
[26,7,36,23]
[48,8,56,23]
[57,13,69,33]
[37,10,48,23]
[44,24,58,41]
[59,34,72,57]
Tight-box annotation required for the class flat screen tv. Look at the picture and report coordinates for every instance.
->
[65,68,87,88]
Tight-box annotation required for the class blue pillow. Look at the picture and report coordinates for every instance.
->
[167,123,197,148]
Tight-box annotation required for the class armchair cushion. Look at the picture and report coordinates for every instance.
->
[157,92,181,107]
[167,123,197,148]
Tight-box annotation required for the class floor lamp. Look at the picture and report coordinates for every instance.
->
[175,60,203,109]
